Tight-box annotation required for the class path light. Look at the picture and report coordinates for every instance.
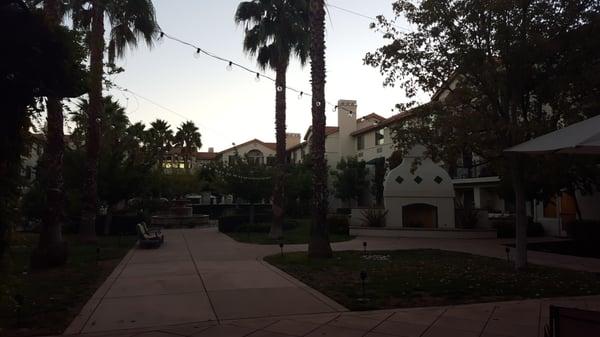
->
[363,241,367,254]
[505,247,511,263]
[279,242,284,257]
[96,247,101,264]
[360,270,368,299]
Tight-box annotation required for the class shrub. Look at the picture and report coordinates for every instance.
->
[361,208,388,227]
[495,217,545,238]
[566,220,600,245]
[327,215,350,235]
[218,215,296,233]
[336,208,351,215]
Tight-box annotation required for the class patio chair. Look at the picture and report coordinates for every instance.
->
[136,223,163,249]
[141,221,162,236]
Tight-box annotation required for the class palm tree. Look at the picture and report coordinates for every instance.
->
[307,0,332,258]
[174,121,202,172]
[147,119,174,170]
[235,0,310,239]
[31,0,68,268]
[72,0,159,242]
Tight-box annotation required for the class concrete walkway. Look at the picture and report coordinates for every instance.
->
[65,227,600,336]
[65,228,343,335]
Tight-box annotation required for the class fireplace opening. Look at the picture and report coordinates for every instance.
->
[403,203,438,228]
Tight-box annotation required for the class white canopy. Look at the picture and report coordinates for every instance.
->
[505,115,600,155]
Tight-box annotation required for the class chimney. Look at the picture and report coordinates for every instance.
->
[285,133,301,150]
[337,99,357,158]
[208,147,214,153]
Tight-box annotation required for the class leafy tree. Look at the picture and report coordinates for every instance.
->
[235,0,310,238]
[365,0,600,269]
[221,158,273,224]
[72,0,159,242]
[285,161,313,218]
[174,121,202,172]
[146,119,174,170]
[331,157,369,207]
[307,0,332,258]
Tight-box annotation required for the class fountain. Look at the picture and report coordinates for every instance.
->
[151,199,210,228]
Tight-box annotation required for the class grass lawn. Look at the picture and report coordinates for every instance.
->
[226,219,355,245]
[0,233,136,336]
[265,249,600,311]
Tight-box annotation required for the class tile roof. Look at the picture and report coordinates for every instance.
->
[218,139,277,154]
[350,111,414,136]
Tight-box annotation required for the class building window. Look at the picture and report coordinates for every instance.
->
[375,129,385,145]
[246,149,264,165]
[357,135,364,150]
[543,198,557,218]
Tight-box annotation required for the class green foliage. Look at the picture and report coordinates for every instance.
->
[365,0,600,200]
[214,158,273,204]
[235,0,310,70]
[266,249,600,311]
[331,157,370,205]
[284,161,313,217]
[326,215,350,235]
[360,208,388,228]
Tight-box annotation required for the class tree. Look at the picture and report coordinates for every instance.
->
[331,157,369,207]
[365,0,600,269]
[0,0,85,264]
[174,121,202,172]
[307,0,332,258]
[235,0,310,239]
[146,119,174,170]
[72,0,159,242]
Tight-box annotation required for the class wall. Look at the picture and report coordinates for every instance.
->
[220,141,276,165]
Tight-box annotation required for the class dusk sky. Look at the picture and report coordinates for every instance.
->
[102,0,420,152]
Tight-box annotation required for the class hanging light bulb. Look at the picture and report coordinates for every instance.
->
[298,91,304,100]
[226,61,233,71]
[193,48,202,59]
[157,31,165,45]
[255,73,261,82]
[276,85,283,92]
[316,101,321,107]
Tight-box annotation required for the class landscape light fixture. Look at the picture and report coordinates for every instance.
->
[505,247,511,263]
[279,242,284,257]
[14,294,23,326]
[96,247,101,264]
[363,241,367,254]
[360,270,368,299]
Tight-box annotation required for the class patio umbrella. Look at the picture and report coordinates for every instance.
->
[505,114,600,155]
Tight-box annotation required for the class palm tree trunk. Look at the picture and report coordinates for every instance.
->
[31,0,68,269]
[308,0,332,258]
[509,155,528,270]
[80,1,104,243]
[269,61,288,239]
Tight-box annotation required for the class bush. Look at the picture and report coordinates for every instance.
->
[336,208,351,215]
[495,217,545,238]
[566,220,600,245]
[327,215,350,235]
[360,208,388,227]
[218,214,295,233]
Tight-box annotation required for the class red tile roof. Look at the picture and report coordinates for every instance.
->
[350,111,414,136]
[218,139,277,154]
[194,152,218,160]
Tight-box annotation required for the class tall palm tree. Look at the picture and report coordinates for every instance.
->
[174,121,202,172]
[72,0,159,242]
[147,119,173,170]
[235,0,310,239]
[31,0,68,268]
[307,0,332,258]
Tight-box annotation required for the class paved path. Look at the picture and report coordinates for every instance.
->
[65,227,600,336]
[66,228,343,335]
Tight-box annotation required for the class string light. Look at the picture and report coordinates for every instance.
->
[276,85,283,92]
[333,105,338,112]
[193,48,202,59]
[155,30,358,117]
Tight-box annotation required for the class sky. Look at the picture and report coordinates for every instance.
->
[104,0,420,152]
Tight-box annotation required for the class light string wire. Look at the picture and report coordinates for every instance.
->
[157,30,354,116]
